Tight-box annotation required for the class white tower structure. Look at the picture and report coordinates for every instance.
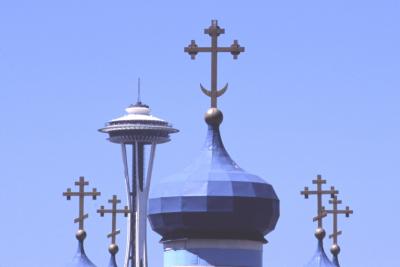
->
[99,89,178,267]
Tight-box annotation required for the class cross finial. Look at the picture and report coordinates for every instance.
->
[63,176,100,231]
[97,195,129,255]
[301,174,338,228]
[323,195,353,246]
[184,20,245,108]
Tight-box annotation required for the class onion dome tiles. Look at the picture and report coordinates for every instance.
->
[148,109,280,242]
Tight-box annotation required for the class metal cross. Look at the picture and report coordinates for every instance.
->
[97,195,129,244]
[301,174,338,228]
[323,196,353,244]
[63,176,100,230]
[184,20,245,108]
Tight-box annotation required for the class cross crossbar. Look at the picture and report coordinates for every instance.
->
[184,20,245,108]
[324,196,353,245]
[97,195,130,244]
[301,175,338,228]
[63,176,100,230]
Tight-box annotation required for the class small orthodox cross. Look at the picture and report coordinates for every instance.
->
[97,195,129,245]
[301,175,338,228]
[323,196,353,245]
[63,176,100,230]
[184,20,245,108]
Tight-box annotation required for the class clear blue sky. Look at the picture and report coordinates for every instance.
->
[0,1,399,266]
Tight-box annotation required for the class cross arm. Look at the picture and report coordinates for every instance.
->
[325,187,339,197]
[97,208,129,216]
[301,189,321,198]
[301,187,338,198]
[75,181,89,186]
[107,229,121,239]
[97,207,112,216]
[63,189,100,199]
[312,178,327,185]
[300,187,311,198]
[312,210,327,222]
[119,206,130,217]
[329,198,342,205]
[329,230,343,239]
[63,190,80,199]
[114,208,130,216]
[184,40,245,59]
[74,213,89,223]
[325,208,353,217]
[109,198,121,204]
[84,189,101,199]
[185,46,244,52]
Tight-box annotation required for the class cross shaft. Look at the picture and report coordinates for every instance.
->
[301,174,338,228]
[323,196,353,245]
[63,176,100,230]
[97,195,129,244]
[184,20,245,108]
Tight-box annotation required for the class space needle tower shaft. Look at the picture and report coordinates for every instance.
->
[100,85,178,267]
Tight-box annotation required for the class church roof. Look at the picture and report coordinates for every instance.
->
[332,255,340,267]
[67,240,97,267]
[108,254,117,267]
[149,109,279,242]
[304,240,335,267]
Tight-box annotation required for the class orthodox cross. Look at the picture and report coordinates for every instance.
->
[301,175,338,228]
[63,176,100,230]
[97,195,129,244]
[184,20,245,108]
[323,196,353,244]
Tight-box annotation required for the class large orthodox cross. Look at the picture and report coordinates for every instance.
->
[323,196,353,244]
[63,176,100,230]
[301,175,338,228]
[184,20,245,108]
[97,195,129,244]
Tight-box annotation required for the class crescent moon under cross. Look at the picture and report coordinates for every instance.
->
[200,83,229,98]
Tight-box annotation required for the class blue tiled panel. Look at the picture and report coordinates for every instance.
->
[149,195,279,241]
[164,247,262,267]
[149,125,280,241]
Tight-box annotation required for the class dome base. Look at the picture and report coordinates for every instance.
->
[163,238,263,267]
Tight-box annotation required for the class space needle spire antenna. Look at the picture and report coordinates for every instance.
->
[99,84,178,267]
[137,78,141,104]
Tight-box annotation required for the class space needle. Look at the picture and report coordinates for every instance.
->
[99,81,178,267]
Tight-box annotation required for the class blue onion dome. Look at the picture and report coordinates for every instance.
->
[304,228,335,267]
[148,108,279,242]
[67,231,97,267]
